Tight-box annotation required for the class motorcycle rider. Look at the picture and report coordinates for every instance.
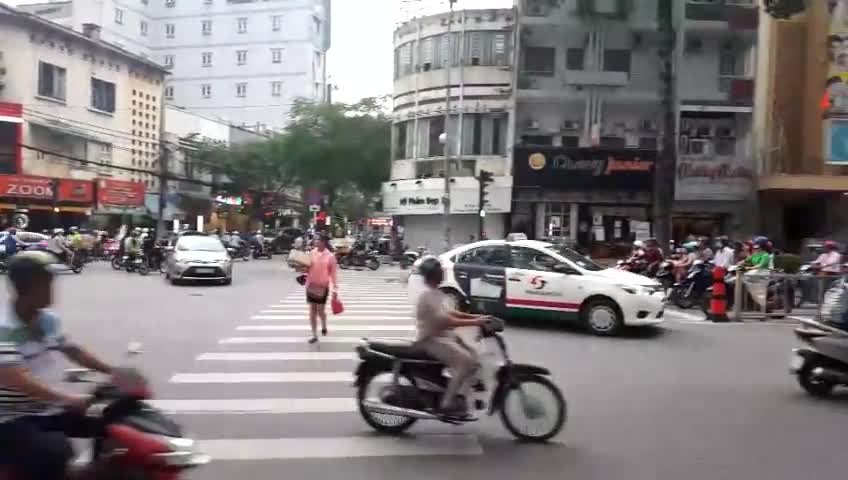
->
[673,242,698,282]
[47,228,73,267]
[712,236,735,269]
[642,238,664,277]
[252,230,266,255]
[2,226,21,260]
[813,240,843,274]
[415,257,488,418]
[0,251,113,480]
[123,229,142,265]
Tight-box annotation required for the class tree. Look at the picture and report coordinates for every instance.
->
[654,0,677,250]
[763,0,808,19]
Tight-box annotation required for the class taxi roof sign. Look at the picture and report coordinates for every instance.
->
[506,233,528,242]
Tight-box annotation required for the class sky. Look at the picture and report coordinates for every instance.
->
[0,0,514,104]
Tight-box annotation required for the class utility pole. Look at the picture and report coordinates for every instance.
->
[441,0,457,253]
[654,0,677,250]
[157,142,170,239]
[477,170,493,239]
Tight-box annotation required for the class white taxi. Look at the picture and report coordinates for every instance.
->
[408,239,665,336]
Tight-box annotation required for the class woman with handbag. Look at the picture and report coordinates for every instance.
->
[305,233,339,344]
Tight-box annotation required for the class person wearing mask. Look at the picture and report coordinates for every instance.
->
[697,237,714,262]
[712,237,735,269]
[415,256,488,418]
[2,227,21,260]
[47,229,73,266]
[304,233,339,344]
[673,242,698,282]
[0,252,114,480]
[642,238,664,277]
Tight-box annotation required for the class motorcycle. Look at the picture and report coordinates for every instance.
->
[48,250,84,275]
[251,239,273,260]
[338,249,380,271]
[0,344,209,479]
[789,317,848,397]
[616,253,648,276]
[654,260,675,292]
[227,243,250,262]
[354,318,567,442]
[669,260,713,309]
[400,246,428,270]
[112,254,149,275]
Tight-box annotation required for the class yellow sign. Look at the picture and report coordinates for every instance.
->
[528,152,546,170]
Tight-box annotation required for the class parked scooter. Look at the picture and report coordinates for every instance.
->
[400,246,428,270]
[790,317,848,397]
[354,318,566,441]
[338,249,381,270]
[0,344,209,479]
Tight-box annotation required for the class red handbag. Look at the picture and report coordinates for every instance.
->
[331,294,344,315]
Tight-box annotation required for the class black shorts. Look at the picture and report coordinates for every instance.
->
[306,288,329,305]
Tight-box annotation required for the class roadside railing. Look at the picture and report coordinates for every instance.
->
[730,270,847,322]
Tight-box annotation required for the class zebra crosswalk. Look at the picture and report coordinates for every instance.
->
[155,269,483,473]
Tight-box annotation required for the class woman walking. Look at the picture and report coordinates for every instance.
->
[305,233,338,344]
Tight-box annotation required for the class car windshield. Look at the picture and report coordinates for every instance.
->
[177,236,225,252]
[547,245,604,271]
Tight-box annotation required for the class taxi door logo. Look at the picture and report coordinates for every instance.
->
[528,152,546,171]
[530,275,547,290]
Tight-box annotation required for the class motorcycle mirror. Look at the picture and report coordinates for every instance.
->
[126,342,144,356]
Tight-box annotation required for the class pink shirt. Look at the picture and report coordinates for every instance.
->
[307,248,338,288]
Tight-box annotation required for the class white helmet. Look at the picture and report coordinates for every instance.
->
[633,240,645,249]
[232,230,239,235]
[53,227,65,234]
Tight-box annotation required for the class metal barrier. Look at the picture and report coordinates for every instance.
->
[730,270,847,322]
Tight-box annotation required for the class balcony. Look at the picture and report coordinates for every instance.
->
[564,70,629,87]
[685,1,759,31]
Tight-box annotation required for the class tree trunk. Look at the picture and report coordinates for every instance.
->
[654,0,677,252]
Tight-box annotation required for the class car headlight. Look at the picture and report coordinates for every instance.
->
[221,257,231,264]
[618,284,652,295]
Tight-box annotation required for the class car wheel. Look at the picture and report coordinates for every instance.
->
[223,278,232,286]
[582,298,623,336]
[170,277,180,286]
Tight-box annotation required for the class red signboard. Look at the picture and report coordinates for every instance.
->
[57,179,94,203]
[0,174,54,199]
[0,102,23,122]
[97,179,145,207]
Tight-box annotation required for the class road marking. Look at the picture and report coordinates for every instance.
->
[236,325,415,331]
[198,434,483,460]
[197,352,356,361]
[251,315,412,321]
[170,372,352,383]
[150,397,356,414]
[219,336,410,344]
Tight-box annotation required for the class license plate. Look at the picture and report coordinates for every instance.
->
[789,353,805,372]
[196,268,214,274]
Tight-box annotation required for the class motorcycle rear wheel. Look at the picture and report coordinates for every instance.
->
[138,264,150,276]
[357,371,418,434]
[797,360,835,397]
[367,258,380,271]
[673,290,695,309]
[499,374,566,442]
[111,256,122,270]
[339,256,351,270]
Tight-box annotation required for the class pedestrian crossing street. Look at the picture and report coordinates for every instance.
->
[150,270,485,467]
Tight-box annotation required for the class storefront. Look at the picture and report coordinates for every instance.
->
[511,146,656,257]
[91,178,147,231]
[382,176,512,250]
[0,174,95,231]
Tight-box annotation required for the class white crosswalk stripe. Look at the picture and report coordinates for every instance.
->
[157,269,484,465]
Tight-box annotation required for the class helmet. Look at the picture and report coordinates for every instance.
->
[683,241,698,252]
[53,228,64,234]
[232,230,239,235]
[69,226,78,232]
[753,236,769,249]
[824,240,838,250]
[418,256,443,285]
[633,240,645,249]
[142,228,149,233]
[7,251,54,293]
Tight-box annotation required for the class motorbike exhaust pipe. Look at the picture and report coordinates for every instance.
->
[360,400,439,420]
[812,366,848,384]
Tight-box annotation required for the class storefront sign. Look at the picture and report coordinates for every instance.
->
[0,174,54,199]
[368,217,392,226]
[514,147,655,191]
[382,178,512,216]
[97,178,145,208]
[675,157,754,201]
[57,179,93,203]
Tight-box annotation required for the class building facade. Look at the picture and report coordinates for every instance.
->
[382,8,516,251]
[19,0,331,130]
[512,0,758,250]
[0,4,166,229]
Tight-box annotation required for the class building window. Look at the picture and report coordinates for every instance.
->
[164,86,174,99]
[543,203,571,238]
[202,52,212,67]
[494,33,508,66]
[140,20,148,36]
[492,117,504,155]
[165,23,175,38]
[561,136,579,148]
[603,49,631,73]
[114,8,123,24]
[522,47,555,76]
[600,136,626,148]
[204,0,212,4]
[468,32,482,66]
[472,115,483,154]
[201,84,211,98]
[566,48,584,70]
[271,48,282,63]
[428,116,445,157]
[236,50,247,65]
[638,137,658,150]
[421,37,433,71]
[202,20,212,35]
[313,16,321,36]
[394,122,407,160]
[271,81,282,97]
[237,17,248,33]
[91,78,116,113]
[164,54,174,68]
[37,61,66,101]
[272,15,282,31]
[236,82,247,97]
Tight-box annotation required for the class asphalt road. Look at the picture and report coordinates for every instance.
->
[2,260,846,480]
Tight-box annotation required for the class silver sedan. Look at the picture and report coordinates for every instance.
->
[165,235,233,285]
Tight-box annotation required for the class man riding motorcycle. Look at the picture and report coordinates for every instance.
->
[2,227,22,261]
[415,257,488,418]
[123,229,143,265]
[0,252,114,480]
[47,229,73,267]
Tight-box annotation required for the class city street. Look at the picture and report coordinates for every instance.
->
[8,260,846,480]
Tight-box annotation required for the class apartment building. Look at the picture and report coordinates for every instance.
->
[511,0,758,248]
[19,0,331,130]
[382,8,515,250]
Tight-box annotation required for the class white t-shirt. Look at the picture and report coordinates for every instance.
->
[713,247,735,268]
[816,251,843,273]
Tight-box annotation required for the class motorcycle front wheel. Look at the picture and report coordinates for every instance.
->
[339,256,351,270]
[367,258,380,271]
[111,256,122,270]
[138,263,150,276]
[673,289,695,309]
[356,370,418,434]
[499,374,566,442]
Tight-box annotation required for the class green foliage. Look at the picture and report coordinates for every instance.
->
[774,254,802,274]
[763,0,808,20]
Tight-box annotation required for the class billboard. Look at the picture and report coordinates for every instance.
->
[513,146,656,191]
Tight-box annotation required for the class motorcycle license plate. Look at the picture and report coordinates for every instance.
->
[196,268,214,274]
[789,353,805,372]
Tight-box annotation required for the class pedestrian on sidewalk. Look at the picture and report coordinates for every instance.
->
[305,233,339,344]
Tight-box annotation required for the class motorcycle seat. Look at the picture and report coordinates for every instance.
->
[367,339,436,361]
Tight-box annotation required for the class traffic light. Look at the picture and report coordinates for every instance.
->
[477,170,494,238]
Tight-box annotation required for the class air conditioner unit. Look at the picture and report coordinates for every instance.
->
[562,120,580,130]
[696,125,713,137]
[525,119,541,130]
[688,138,711,156]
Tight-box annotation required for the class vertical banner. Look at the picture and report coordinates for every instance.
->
[826,0,848,163]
